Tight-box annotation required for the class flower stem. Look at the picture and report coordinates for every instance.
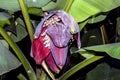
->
[0,27,36,80]
[100,25,108,44]
[59,56,104,80]
[18,0,34,42]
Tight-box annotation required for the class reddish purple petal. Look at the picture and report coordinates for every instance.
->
[50,40,68,69]
[56,10,80,34]
[59,10,81,48]
[31,26,50,64]
[47,22,72,47]
[31,36,50,64]
[47,10,81,48]
[34,13,54,38]
[45,54,60,73]
[73,33,81,49]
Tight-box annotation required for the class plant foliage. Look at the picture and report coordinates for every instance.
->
[0,0,120,80]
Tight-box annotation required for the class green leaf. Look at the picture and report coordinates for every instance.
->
[86,63,110,80]
[10,24,28,42]
[28,7,43,16]
[68,0,120,22]
[42,0,71,11]
[42,1,58,11]
[59,55,103,80]
[0,11,11,27]
[0,27,36,80]
[84,42,120,59]
[10,18,28,42]
[80,50,95,59]
[86,63,120,80]
[42,0,120,23]
[0,0,51,12]
[110,68,120,80]
[0,12,11,21]
[88,14,107,23]
[0,41,21,75]
[0,40,8,48]
[70,48,94,59]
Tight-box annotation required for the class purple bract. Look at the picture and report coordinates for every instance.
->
[30,10,81,73]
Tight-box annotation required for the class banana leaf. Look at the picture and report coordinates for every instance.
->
[0,11,11,27]
[0,0,51,12]
[43,0,120,23]
[0,40,21,75]
[86,63,120,80]
[83,42,120,59]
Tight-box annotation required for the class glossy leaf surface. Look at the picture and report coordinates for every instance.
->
[0,0,51,11]
[87,14,107,24]
[69,0,120,22]
[0,41,21,75]
[42,0,70,11]
[84,42,120,59]
[43,0,120,23]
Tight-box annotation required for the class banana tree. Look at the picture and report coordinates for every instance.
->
[0,0,120,80]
